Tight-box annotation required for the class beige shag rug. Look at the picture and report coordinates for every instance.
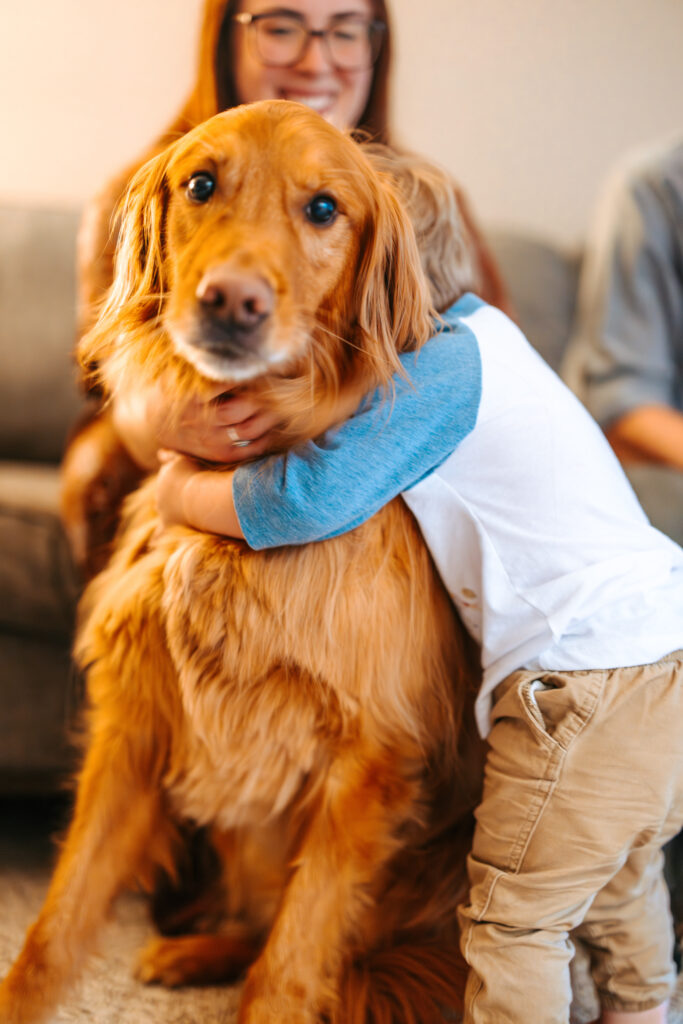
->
[1,798,682,1023]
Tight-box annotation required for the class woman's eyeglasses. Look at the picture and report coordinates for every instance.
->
[234,12,386,71]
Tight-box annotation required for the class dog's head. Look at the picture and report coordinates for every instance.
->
[81,101,434,438]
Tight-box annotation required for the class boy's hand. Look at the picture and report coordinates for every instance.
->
[113,376,280,470]
[158,390,278,464]
[155,451,244,539]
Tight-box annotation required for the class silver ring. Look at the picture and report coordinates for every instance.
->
[232,439,252,448]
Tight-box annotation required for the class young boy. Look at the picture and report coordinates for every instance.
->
[152,153,683,1023]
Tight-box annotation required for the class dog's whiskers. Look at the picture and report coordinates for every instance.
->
[313,319,363,354]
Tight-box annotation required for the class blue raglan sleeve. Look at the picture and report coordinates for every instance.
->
[233,324,481,549]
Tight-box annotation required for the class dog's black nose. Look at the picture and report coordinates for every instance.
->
[196,269,274,348]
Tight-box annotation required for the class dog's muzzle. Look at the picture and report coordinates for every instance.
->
[194,266,275,356]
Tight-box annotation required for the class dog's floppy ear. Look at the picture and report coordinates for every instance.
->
[78,149,171,392]
[354,174,435,385]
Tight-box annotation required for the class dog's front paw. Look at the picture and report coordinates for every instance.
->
[136,936,199,988]
[136,929,261,988]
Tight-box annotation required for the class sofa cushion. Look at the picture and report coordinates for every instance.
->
[0,462,80,639]
[0,205,84,462]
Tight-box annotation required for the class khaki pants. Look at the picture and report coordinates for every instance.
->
[458,650,683,1022]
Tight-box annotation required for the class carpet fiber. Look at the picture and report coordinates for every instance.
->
[2,797,682,1023]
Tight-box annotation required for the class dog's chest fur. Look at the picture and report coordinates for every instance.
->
[163,641,335,832]
[157,529,362,831]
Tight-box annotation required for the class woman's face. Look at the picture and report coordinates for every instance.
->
[232,0,376,132]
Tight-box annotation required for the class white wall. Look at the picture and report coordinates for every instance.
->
[390,0,683,245]
[1,0,681,246]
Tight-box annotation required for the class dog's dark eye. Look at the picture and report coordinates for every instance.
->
[186,172,216,204]
[305,194,337,226]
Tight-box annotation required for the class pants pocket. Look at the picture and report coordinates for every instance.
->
[491,674,561,757]
[492,668,604,755]
[522,670,603,751]
[523,678,558,733]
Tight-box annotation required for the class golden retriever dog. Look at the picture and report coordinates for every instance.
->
[0,101,481,1024]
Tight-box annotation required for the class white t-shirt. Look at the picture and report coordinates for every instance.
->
[403,300,683,734]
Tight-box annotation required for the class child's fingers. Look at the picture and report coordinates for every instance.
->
[156,405,279,464]
[214,393,266,426]
[221,433,272,463]
[226,411,280,444]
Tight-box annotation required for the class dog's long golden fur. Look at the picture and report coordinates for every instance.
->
[0,101,481,1024]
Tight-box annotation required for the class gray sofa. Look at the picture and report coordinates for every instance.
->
[0,201,631,794]
[0,206,84,792]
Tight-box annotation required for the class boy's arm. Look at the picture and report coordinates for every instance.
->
[233,326,482,549]
[156,451,244,538]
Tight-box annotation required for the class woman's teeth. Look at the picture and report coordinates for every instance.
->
[284,94,332,112]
